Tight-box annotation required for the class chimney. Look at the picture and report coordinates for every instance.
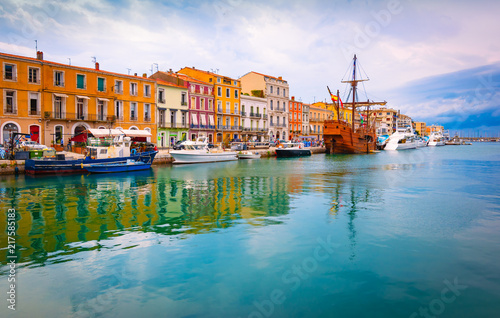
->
[95,62,99,70]
[134,73,137,76]
[278,76,282,80]
[291,96,295,101]
[169,68,172,74]
[36,51,43,60]
[142,73,147,78]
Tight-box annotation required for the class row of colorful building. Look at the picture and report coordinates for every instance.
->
[0,51,440,147]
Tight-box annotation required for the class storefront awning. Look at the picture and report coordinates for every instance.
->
[88,128,123,137]
[76,95,90,100]
[191,113,198,125]
[119,129,152,137]
[70,133,88,143]
[98,98,110,102]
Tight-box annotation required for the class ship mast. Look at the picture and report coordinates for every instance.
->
[341,55,387,129]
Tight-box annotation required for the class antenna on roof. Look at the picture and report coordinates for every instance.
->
[91,56,96,64]
[127,68,131,75]
[152,63,158,75]
[34,40,37,55]
[68,58,71,65]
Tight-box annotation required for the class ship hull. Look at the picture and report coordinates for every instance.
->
[323,120,376,154]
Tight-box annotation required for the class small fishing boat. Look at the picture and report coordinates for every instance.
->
[275,142,311,158]
[237,151,261,159]
[86,159,151,173]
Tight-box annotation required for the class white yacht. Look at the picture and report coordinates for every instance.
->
[428,131,445,146]
[170,137,238,164]
[416,137,428,148]
[384,126,418,150]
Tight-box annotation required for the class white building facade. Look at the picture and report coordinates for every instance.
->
[240,95,268,142]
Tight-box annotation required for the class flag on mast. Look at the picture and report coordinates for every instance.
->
[330,94,344,109]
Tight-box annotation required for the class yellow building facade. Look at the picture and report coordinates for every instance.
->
[1,51,156,146]
[179,67,241,143]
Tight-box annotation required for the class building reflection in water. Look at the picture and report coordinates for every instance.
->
[0,165,294,269]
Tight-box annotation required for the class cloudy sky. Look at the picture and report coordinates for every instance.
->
[1,0,499,135]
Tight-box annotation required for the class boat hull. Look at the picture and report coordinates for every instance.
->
[275,148,311,158]
[323,120,376,154]
[428,141,445,146]
[170,150,238,164]
[384,141,417,150]
[86,162,151,173]
[25,151,157,175]
[237,153,261,159]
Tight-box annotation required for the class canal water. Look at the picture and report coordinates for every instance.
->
[1,144,499,318]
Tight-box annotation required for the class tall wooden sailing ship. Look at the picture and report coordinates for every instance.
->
[323,55,387,154]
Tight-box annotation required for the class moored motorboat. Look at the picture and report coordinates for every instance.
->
[428,131,445,146]
[384,127,417,150]
[275,142,311,158]
[237,151,261,159]
[170,137,238,164]
[85,159,151,173]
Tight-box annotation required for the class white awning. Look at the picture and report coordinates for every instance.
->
[98,98,110,102]
[310,125,313,130]
[76,95,90,100]
[191,113,198,125]
[200,115,207,126]
[209,115,215,126]
[119,129,152,137]
[54,93,68,98]
[88,128,123,137]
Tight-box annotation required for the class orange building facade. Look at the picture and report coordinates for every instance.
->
[289,96,303,139]
[1,51,156,146]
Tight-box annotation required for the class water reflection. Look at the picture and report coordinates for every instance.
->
[0,164,294,269]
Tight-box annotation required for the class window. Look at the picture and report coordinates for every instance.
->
[97,77,105,92]
[144,103,151,121]
[200,98,204,110]
[277,117,280,125]
[181,92,187,105]
[54,95,65,119]
[115,80,123,94]
[130,83,138,96]
[29,93,39,115]
[144,84,151,97]
[77,98,86,120]
[4,63,16,81]
[115,100,123,120]
[55,126,63,143]
[130,102,137,120]
[170,111,175,125]
[217,77,221,83]
[54,71,64,87]
[76,74,86,89]
[4,90,16,114]
[234,89,238,99]
[181,111,186,125]
[158,89,165,103]
[226,117,230,127]
[226,88,230,98]
[217,87,222,97]
[208,99,213,111]
[283,89,286,97]
[235,103,239,114]
[97,100,106,121]
[270,100,273,110]
[226,102,230,114]
[28,67,40,84]
[217,100,222,112]
[191,97,195,109]
[277,87,280,95]
[270,86,273,94]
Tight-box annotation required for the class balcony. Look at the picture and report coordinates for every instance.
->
[181,102,188,106]
[54,81,65,87]
[29,110,41,116]
[217,107,223,113]
[130,115,138,121]
[4,108,17,115]
[43,112,116,122]
[144,116,151,122]
[241,111,247,117]
[249,113,261,118]
[262,114,268,120]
